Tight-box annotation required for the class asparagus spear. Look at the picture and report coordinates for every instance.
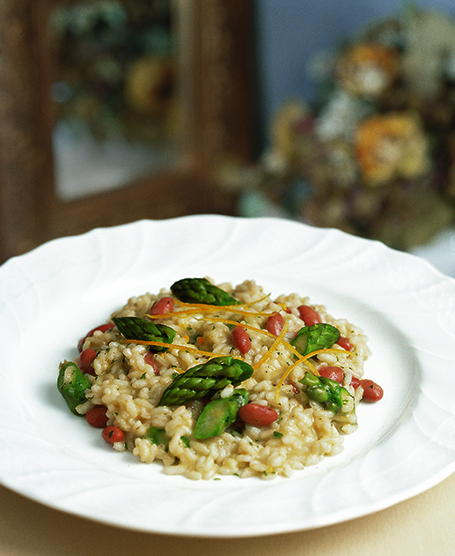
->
[157,356,253,407]
[171,277,240,306]
[300,372,353,414]
[291,323,340,356]
[112,316,176,352]
[193,389,249,439]
[57,360,91,415]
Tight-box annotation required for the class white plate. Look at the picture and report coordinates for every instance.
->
[1,215,455,538]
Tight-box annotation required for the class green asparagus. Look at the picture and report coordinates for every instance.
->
[300,372,353,414]
[157,356,253,406]
[170,277,240,306]
[193,389,249,439]
[113,316,176,352]
[291,323,340,356]
[57,360,92,415]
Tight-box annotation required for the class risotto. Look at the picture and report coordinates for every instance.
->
[57,278,382,480]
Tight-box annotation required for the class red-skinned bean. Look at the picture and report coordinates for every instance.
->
[238,403,278,426]
[102,426,124,444]
[337,336,353,351]
[78,323,114,352]
[350,376,361,390]
[150,296,174,315]
[298,305,321,326]
[79,348,97,375]
[85,406,108,428]
[360,379,383,402]
[267,313,285,336]
[318,365,344,383]
[231,325,251,354]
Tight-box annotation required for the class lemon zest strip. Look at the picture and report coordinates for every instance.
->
[147,299,275,319]
[253,321,288,370]
[125,339,226,359]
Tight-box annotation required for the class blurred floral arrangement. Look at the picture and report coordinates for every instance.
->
[50,0,178,143]
[228,6,455,250]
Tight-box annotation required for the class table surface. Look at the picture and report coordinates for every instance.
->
[1,470,455,556]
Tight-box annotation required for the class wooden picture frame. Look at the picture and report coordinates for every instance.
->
[0,0,255,263]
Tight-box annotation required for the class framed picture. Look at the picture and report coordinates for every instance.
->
[0,0,255,263]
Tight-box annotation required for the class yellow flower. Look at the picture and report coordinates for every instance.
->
[354,113,430,185]
[336,43,399,97]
